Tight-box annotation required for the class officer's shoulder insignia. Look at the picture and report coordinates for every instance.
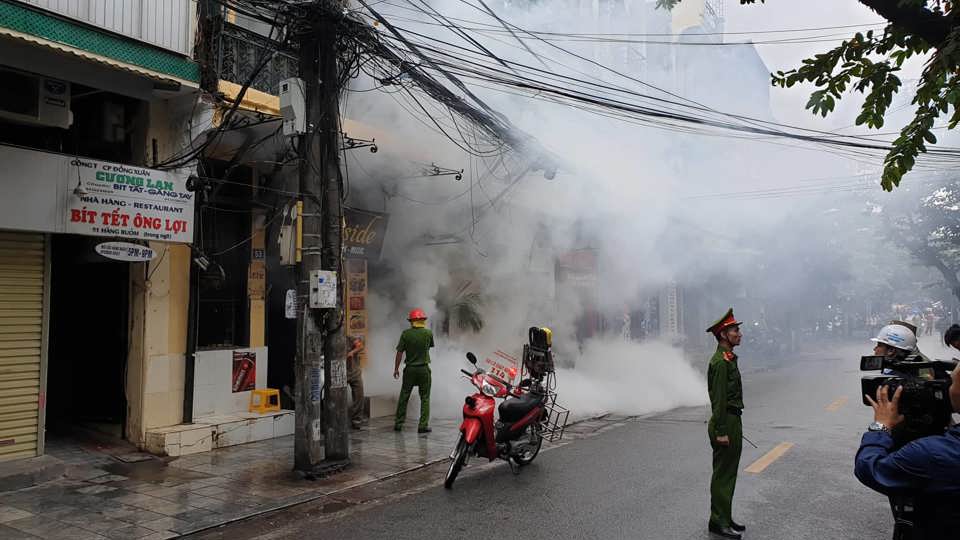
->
[722,351,735,362]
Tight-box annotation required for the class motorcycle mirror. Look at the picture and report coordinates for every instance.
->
[466,352,477,364]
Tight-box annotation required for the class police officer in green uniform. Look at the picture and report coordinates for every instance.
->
[394,308,435,433]
[706,308,746,540]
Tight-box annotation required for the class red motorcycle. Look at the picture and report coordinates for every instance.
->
[444,328,567,489]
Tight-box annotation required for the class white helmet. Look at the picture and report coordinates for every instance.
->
[870,324,917,352]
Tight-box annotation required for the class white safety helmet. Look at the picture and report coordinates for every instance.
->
[870,324,917,352]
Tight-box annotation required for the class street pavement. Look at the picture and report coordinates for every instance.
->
[0,409,629,539]
[0,417,465,539]
[189,342,905,540]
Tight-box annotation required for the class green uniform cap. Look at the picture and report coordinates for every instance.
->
[706,308,741,336]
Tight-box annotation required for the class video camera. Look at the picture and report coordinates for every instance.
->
[860,355,957,443]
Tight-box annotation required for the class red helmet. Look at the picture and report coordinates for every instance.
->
[408,308,427,321]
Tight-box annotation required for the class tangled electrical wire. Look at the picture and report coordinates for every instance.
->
[335,0,960,173]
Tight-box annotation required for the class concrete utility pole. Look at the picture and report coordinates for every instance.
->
[294,1,350,475]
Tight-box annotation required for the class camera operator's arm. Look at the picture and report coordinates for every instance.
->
[855,386,933,495]
[708,360,729,444]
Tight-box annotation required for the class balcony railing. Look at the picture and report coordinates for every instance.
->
[216,22,298,95]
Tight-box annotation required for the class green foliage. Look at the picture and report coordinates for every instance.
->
[451,291,485,332]
[660,1,960,192]
[877,175,960,299]
[438,281,485,333]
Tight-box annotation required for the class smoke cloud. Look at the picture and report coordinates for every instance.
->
[343,0,935,421]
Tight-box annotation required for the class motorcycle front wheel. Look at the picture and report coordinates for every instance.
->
[444,435,468,489]
[513,427,543,466]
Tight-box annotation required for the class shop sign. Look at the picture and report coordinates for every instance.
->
[95,241,156,262]
[343,208,388,259]
[247,261,266,300]
[345,258,369,367]
[67,157,194,243]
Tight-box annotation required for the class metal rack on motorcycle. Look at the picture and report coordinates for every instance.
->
[541,390,569,443]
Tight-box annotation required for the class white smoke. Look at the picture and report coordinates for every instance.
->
[557,339,708,420]
[344,0,901,421]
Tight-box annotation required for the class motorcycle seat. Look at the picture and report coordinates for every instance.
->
[498,392,544,423]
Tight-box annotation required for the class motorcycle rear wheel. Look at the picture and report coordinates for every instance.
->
[513,428,543,466]
[444,435,468,489]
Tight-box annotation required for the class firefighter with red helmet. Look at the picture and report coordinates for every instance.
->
[394,308,435,433]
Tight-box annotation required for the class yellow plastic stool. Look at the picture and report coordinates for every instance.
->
[250,388,281,414]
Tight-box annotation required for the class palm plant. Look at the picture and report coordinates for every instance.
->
[439,281,485,334]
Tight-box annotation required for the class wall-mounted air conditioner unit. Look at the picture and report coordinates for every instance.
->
[0,68,73,129]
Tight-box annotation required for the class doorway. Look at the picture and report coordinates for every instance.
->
[47,235,129,438]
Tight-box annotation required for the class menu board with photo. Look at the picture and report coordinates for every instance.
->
[345,258,369,368]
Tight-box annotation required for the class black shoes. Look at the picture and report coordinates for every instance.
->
[730,521,746,532]
[709,523,743,540]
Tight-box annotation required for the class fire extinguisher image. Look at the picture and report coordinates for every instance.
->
[232,355,256,392]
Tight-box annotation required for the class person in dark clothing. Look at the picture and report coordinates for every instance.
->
[854,334,960,539]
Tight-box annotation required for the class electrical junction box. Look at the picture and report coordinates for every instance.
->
[309,270,337,308]
[279,77,306,136]
[278,224,296,265]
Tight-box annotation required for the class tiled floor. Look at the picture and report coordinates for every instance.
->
[0,413,624,539]
[0,417,462,539]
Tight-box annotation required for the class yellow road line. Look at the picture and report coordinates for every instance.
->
[825,396,848,412]
[744,442,794,474]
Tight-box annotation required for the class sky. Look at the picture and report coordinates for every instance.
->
[724,0,926,133]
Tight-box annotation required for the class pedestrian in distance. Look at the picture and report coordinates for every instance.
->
[394,308,435,434]
[706,308,747,540]
[346,335,365,430]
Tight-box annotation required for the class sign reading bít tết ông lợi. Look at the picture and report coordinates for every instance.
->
[66,157,194,243]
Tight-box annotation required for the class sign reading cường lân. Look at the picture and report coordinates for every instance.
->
[66,157,194,243]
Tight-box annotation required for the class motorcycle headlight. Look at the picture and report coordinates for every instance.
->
[481,379,498,397]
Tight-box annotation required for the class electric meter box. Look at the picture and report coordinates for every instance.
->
[309,270,337,308]
[279,77,306,136]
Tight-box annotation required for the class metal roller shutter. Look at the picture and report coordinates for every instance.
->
[0,232,45,461]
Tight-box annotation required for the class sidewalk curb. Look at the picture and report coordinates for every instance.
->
[177,455,450,537]
[178,413,620,537]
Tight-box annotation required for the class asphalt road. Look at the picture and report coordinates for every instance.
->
[191,343,896,540]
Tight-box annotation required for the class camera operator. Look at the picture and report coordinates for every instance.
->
[871,323,923,364]
[854,343,960,539]
[871,324,936,448]
[887,320,930,362]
